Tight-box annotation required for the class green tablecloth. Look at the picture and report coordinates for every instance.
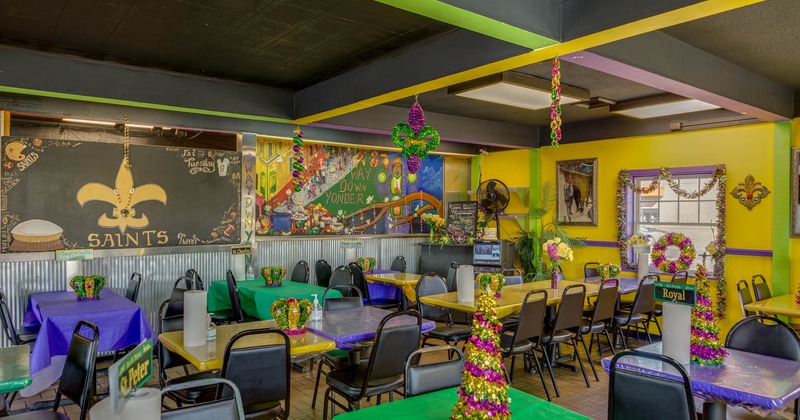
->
[0,345,31,394]
[334,387,590,419]
[207,279,340,320]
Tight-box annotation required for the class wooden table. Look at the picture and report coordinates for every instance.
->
[365,272,420,301]
[419,280,601,318]
[159,320,336,371]
[0,345,31,394]
[744,294,800,317]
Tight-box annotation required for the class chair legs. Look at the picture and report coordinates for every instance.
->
[541,347,559,397]
[569,338,591,387]
[523,348,552,401]
[311,358,329,409]
[577,334,599,382]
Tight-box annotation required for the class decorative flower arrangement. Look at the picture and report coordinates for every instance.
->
[356,257,376,273]
[391,99,440,174]
[70,275,105,301]
[598,263,620,280]
[270,297,312,335]
[690,265,727,365]
[452,291,511,419]
[651,232,696,273]
[617,164,727,319]
[475,273,505,298]
[261,266,286,287]
[421,213,447,244]
[626,233,653,252]
[542,237,574,270]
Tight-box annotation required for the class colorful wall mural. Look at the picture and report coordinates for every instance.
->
[255,137,443,236]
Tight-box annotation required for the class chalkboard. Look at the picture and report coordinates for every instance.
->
[446,201,478,240]
[1,136,241,252]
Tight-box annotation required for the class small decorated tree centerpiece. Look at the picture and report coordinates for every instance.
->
[475,273,505,298]
[690,264,727,365]
[543,237,573,288]
[452,281,510,420]
[598,263,620,281]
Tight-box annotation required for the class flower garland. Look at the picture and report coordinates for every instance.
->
[690,265,727,365]
[616,164,727,319]
[651,232,696,273]
[476,273,505,298]
[550,57,562,148]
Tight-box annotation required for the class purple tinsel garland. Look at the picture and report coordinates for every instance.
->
[408,102,425,134]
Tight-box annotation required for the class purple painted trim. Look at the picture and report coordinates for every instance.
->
[585,240,618,248]
[727,248,772,257]
[626,165,717,177]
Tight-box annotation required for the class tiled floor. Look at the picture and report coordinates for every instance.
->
[8,333,794,419]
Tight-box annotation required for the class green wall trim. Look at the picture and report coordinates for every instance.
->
[470,156,481,190]
[528,149,541,231]
[374,0,558,50]
[0,86,293,124]
[773,121,792,295]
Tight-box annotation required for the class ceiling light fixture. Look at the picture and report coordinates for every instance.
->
[448,72,589,111]
[126,124,154,129]
[610,94,720,119]
[62,118,116,126]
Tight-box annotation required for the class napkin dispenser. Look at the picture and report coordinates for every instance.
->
[456,265,475,303]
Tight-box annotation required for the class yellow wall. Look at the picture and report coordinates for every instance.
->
[486,123,779,334]
[790,118,800,309]
[478,149,531,239]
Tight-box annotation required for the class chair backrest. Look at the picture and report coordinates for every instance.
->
[726,315,800,361]
[751,274,772,301]
[415,273,450,321]
[502,268,522,276]
[329,265,353,296]
[315,260,332,288]
[158,299,191,376]
[0,291,20,345]
[56,321,99,420]
[551,284,586,334]
[390,255,407,272]
[556,264,566,280]
[161,378,246,420]
[361,310,422,399]
[671,270,689,284]
[348,262,371,303]
[736,280,755,318]
[323,285,363,311]
[125,272,142,303]
[404,345,464,398]
[185,269,204,290]
[225,270,245,323]
[608,351,696,420]
[444,261,459,292]
[510,290,548,348]
[291,260,310,283]
[219,328,291,418]
[629,276,657,318]
[584,262,600,278]
[591,279,619,324]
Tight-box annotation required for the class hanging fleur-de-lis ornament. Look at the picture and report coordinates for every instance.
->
[391,97,440,174]
[730,174,770,210]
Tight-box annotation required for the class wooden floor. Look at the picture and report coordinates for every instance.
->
[8,332,794,419]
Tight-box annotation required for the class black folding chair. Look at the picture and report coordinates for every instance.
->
[161,378,246,420]
[291,260,310,283]
[404,346,464,398]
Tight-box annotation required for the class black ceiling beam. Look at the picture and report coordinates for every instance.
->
[563,31,793,121]
[561,0,703,40]
[438,0,560,40]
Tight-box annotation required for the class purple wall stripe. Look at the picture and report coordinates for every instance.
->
[583,241,772,257]
[585,240,618,248]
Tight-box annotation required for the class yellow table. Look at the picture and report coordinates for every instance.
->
[744,294,800,318]
[365,272,421,301]
[419,280,600,318]
[158,320,336,371]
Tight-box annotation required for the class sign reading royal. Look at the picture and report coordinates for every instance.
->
[654,281,696,307]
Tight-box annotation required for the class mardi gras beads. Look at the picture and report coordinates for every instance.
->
[550,56,562,148]
[291,127,305,192]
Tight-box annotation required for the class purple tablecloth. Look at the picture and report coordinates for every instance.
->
[601,342,800,414]
[364,270,401,302]
[306,306,435,348]
[580,276,639,294]
[21,289,154,396]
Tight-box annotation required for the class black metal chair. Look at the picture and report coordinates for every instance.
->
[415,273,472,349]
[7,321,98,420]
[404,345,464,398]
[290,260,310,283]
[444,261,459,292]
[329,265,353,296]
[608,351,696,420]
[322,285,363,311]
[556,264,566,280]
[315,260,333,288]
[612,277,656,348]
[500,290,554,400]
[541,284,593,394]
[322,310,422,419]
[124,272,142,303]
[503,268,523,285]
[671,270,689,285]
[161,378,246,420]
[737,280,756,318]
[752,274,772,301]
[0,290,38,346]
[582,279,619,359]
[211,270,246,325]
[184,269,205,290]
[349,262,398,310]
[390,255,407,273]
[218,328,291,419]
[583,262,600,278]
[158,299,218,407]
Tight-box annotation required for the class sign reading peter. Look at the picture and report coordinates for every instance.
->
[0,137,241,252]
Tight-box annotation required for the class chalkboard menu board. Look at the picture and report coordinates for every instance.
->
[1,137,241,252]
[446,201,478,240]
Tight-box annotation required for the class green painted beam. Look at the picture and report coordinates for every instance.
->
[470,156,481,190]
[773,121,792,295]
[374,0,559,50]
[528,148,541,231]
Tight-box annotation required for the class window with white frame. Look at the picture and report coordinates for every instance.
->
[631,171,718,272]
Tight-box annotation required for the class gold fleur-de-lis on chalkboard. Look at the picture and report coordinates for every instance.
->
[730,174,770,210]
[76,159,167,233]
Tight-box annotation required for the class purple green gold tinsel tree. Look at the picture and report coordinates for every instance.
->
[690,264,727,365]
[452,290,511,419]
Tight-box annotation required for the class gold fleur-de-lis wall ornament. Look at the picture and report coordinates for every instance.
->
[76,116,167,233]
[730,174,770,210]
